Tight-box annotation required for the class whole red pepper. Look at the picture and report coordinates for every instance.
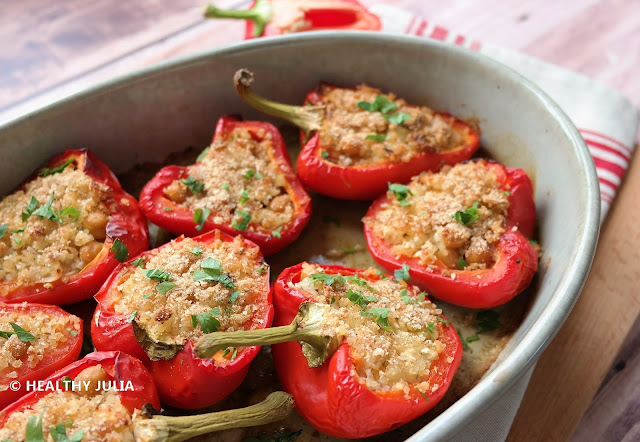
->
[0,351,160,423]
[0,303,83,409]
[364,160,538,309]
[139,116,312,256]
[204,0,381,39]
[91,229,273,409]
[234,69,480,200]
[0,149,149,305]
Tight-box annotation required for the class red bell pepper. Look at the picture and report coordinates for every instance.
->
[364,160,538,309]
[0,303,83,409]
[91,229,274,409]
[194,263,463,438]
[139,116,312,256]
[0,351,160,423]
[204,0,381,39]
[234,69,480,200]
[0,149,149,305]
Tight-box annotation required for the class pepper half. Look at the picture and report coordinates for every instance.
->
[139,116,312,256]
[364,159,538,309]
[0,149,149,305]
[195,263,462,438]
[204,0,381,39]
[91,229,273,409]
[234,69,480,200]
[0,303,83,409]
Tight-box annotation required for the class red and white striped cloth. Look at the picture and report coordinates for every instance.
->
[373,4,639,220]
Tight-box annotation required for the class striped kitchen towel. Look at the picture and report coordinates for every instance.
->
[372,4,639,220]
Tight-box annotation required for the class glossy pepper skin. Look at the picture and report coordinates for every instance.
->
[206,0,381,39]
[91,229,274,409]
[296,85,480,200]
[0,303,83,410]
[0,149,149,305]
[139,116,312,256]
[0,351,160,421]
[271,263,462,438]
[364,160,538,309]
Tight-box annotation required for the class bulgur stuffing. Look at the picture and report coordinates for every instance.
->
[0,167,113,292]
[113,236,269,349]
[164,127,294,232]
[316,84,465,166]
[0,305,81,390]
[363,162,510,270]
[0,365,135,442]
[292,263,446,396]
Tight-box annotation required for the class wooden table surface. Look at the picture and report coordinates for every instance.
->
[2,1,639,440]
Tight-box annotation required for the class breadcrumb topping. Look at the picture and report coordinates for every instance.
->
[0,305,81,390]
[316,84,464,166]
[364,162,510,270]
[164,127,294,232]
[0,365,135,442]
[293,263,445,395]
[0,168,113,292]
[113,236,269,349]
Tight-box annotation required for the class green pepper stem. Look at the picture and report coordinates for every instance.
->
[134,391,294,442]
[234,69,325,133]
[203,0,272,37]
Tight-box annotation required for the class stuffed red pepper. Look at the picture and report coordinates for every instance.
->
[92,229,273,409]
[0,149,149,305]
[139,116,311,256]
[364,159,538,309]
[234,69,480,200]
[204,0,381,39]
[195,262,462,438]
[0,303,83,409]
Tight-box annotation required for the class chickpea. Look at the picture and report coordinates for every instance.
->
[165,180,188,203]
[84,211,108,240]
[465,246,493,266]
[8,338,29,359]
[80,241,103,264]
[440,225,469,249]
[436,248,459,269]
[75,365,108,396]
[269,194,290,213]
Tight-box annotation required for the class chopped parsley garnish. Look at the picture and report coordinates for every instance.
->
[418,292,428,302]
[163,207,173,212]
[452,201,480,226]
[13,237,21,244]
[180,176,204,195]
[503,191,511,196]
[356,95,412,126]
[271,226,282,238]
[330,297,335,304]
[310,273,376,291]
[38,158,75,177]
[0,224,6,239]
[457,256,467,270]
[243,169,264,179]
[156,282,176,295]
[128,311,138,324]
[196,147,210,162]
[222,183,230,192]
[528,238,539,247]
[142,268,173,282]
[345,289,377,310]
[365,134,388,142]
[457,328,469,350]
[191,307,222,334]
[426,322,435,334]
[257,265,267,274]
[320,150,329,159]
[11,228,25,234]
[415,387,430,402]
[131,257,146,267]
[67,328,78,337]
[465,310,501,343]
[59,206,81,219]
[385,112,412,125]
[322,215,340,227]
[400,288,415,304]
[0,330,14,339]
[193,207,211,232]
[239,189,249,204]
[361,307,392,332]
[193,257,236,289]
[25,413,44,442]
[230,290,241,304]
[394,264,410,282]
[143,293,154,299]
[9,323,37,342]
[231,347,238,361]
[49,423,84,442]
[388,183,413,206]
[22,196,39,221]
[232,210,251,232]
[110,238,129,262]
[436,316,450,326]
[32,193,60,222]
[189,246,203,256]
[222,348,231,357]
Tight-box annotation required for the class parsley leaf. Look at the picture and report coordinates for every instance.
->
[11,322,36,342]
[320,151,329,159]
[110,238,128,262]
[32,193,60,222]
[22,196,39,221]
[357,95,397,114]
[384,112,412,125]
[457,256,466,270]
[232,210,251,232]
[310,273,344,286]
[196,147,210,162]
[180,176,204,195]
[361,307,392,332]
[400,288,415,304]
[257,265,267,274]
[388,183,413,206]
[415,387,430,402]
[38,158,75,177]
[67,328,78,337]
[189,246,203,256]
[50,423,84,442]
[191,308,222,334]
[426,322,435,334]
[452,201,480,226]
[156,282,176,295]
[271,226,282,238]
[0,330,14,339]
[394,264,410,282]
[60,206,81,219]
[128,311,137,324]
[239,189,249,204]
[465,310,501,343]
[131,258,145,267]
[346,289,377,310]
[243,169,264,179]
[230,290,241,304]
[193,207,211,232]
[436,316,450,326]
[0,224,7,239]
[222,183,230,192]
[25,413,45,442]
[193,257,236,289]
[142,268,173,282]
[365,134,388,142]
